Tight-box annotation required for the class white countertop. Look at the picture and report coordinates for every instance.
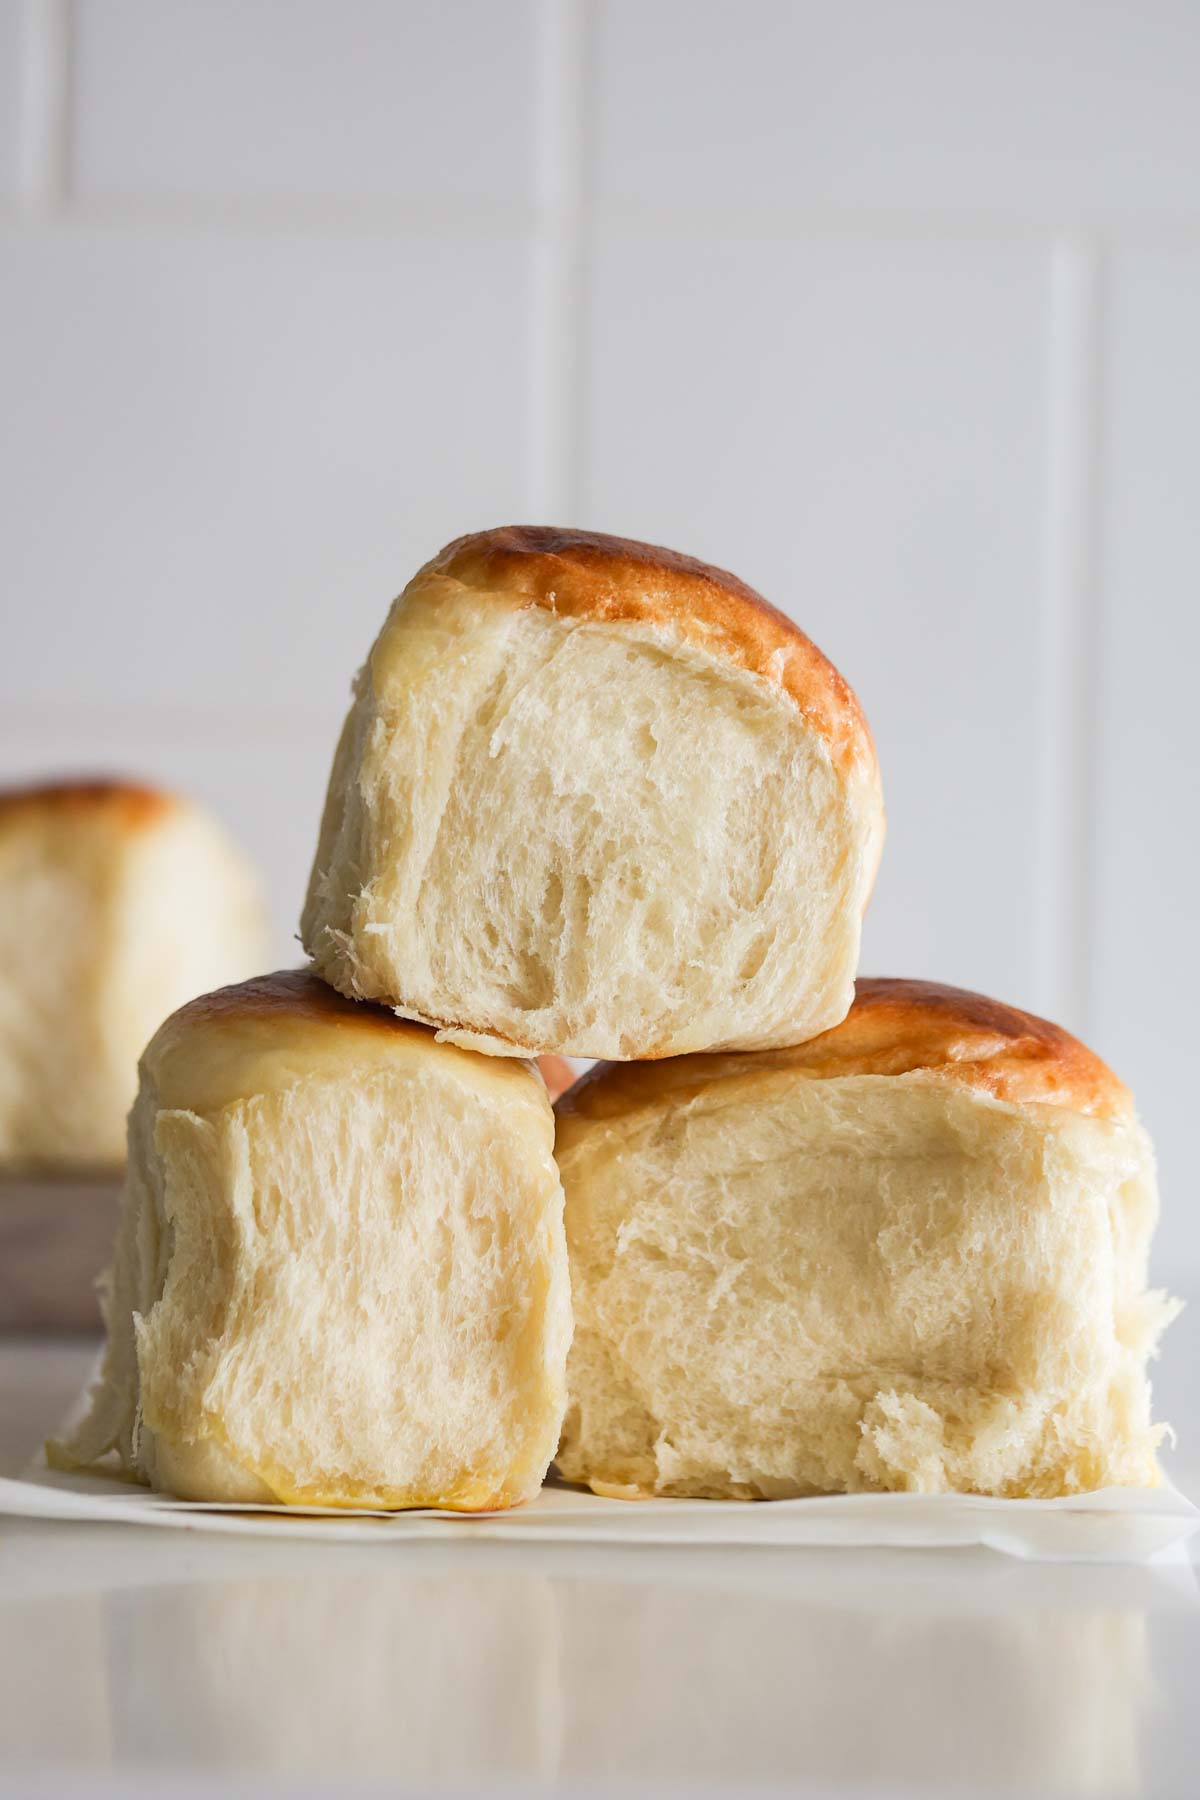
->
[2,1331,1197,1799]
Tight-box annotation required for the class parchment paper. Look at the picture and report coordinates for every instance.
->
[2,1384,1195,1563]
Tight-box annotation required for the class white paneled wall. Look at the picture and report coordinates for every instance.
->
[1092,249,1200,1289]
[0,226,536,717]
[69,0,542,206]
[1,2,1198,1284]
[0,8,18,194]
[592,0,1200,216]
[581,232,1050,1008]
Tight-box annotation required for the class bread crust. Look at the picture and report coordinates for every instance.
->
[0,776,175,830]
[159,967,414,1036]
[557,977,1132,1124]
[425,526,879,791]
[145,969,546,1114]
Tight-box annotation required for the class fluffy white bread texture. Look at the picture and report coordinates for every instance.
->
[555,980,1179,1500]
[301,527,884,1060]
[0,780,267,1170]
[52,971,571,1509]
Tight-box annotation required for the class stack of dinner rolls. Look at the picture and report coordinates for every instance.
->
[55,527,1178,1508]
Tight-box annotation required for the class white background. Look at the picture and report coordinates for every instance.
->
[1,1,1197,1289]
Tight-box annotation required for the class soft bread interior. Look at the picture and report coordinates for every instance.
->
[0,804,265,1168]
[54,1041,570,1510]
[303,583,874,1059]
[556,1073,1176,1498]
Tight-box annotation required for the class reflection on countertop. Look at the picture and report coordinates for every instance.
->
[0,1522,1196,1795]
[1,1336,1197,1798]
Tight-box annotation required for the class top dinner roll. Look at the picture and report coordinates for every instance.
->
[301,527,884,1060]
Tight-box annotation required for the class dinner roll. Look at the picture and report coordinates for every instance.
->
[301,526,883,1060]
[0,778,267,1170]
[52,971,571,1509]
[555,979,1178,1500]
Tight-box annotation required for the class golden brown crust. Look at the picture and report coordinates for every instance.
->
[0,776,176,830]
[144,970,548,1115]
[556,978,1133,1124]
[159,968,442,1042]
[426,526,879,788]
